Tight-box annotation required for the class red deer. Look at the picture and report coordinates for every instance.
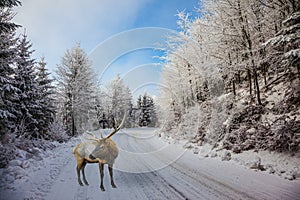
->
[73,114,126,191]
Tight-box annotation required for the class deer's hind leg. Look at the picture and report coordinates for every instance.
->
[81,161,89,185]
[76,158,84,186]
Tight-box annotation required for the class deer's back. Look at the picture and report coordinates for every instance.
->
[74,141,95,156]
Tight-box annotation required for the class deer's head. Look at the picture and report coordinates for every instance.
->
[89,138,108,159]
[87,113,126,160]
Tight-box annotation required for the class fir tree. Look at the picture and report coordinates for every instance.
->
[14,34,40,139]
[0,0,21,140]
[0,0,21,33]
[35,58,55,138]
[137,93,156,127]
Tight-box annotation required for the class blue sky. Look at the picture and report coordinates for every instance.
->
[13,0,200,98]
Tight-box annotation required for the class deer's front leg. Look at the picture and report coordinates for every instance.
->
[109,165,116,188]
[99,163,105,191]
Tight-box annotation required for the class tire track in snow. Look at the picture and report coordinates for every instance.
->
[115,134,188,200]
[129,132,255,200]
[120,134,189,200]
[166,163,254,200]
[117,132,198,199]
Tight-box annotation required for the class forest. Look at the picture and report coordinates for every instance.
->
[158,0,300,157]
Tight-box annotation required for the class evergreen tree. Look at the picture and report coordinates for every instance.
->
[0,0,21,33]
[14,34,40,139]
[94,89,109,129]
[0,0,21,140]
[35,58,55,138]
[137,93,156,127]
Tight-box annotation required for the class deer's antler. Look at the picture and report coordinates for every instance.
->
[106,112,126,139]
[85,131,100,141]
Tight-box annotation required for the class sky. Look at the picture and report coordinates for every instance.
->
[13,0,200,98]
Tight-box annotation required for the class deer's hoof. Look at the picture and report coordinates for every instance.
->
[112,184,117,188]
[100,186,105,191]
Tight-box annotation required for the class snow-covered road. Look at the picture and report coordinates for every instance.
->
[1,128,300,200]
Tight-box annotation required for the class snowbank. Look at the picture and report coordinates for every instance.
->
[161,136,300,181]
[0,138,73,192]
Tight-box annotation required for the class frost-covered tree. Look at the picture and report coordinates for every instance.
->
[13,34,42,139]
[101,75,133,128]
[0,0,20,33]
[0,0,21,140]
[35,58,55,138]
[204,0,266,104]
[159,9,222,131]
[203,0,299,104]
[56,44,97,136]
[264,11,300,79]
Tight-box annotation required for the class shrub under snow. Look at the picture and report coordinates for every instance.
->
[0,143,16,168]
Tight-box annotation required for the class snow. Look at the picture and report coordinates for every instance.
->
[231,150,300,180]
[1,128,300,200]
[173,136,300,180]
[285,48,300,58]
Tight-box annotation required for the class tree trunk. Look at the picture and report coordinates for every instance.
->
[72,113,76,136]
[263,63,267,85]
[252,59,262,105]
[237,2,252,97]
[297,65,300,79]
[237,71,241,84]
[247,68,252,96]
[232,80,236,96]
